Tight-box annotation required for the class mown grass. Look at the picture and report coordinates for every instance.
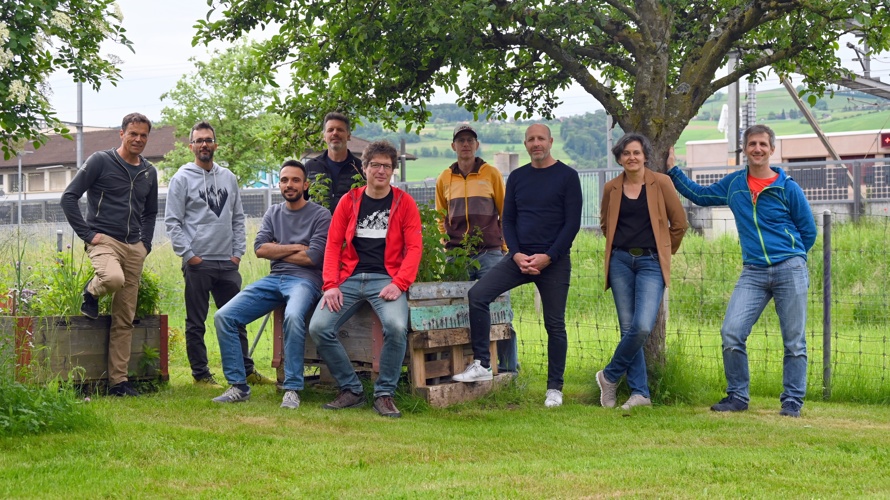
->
[1,383,889,498]
[1,219,890,496]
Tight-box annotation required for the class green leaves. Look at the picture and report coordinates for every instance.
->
[1,0,131,159]
[190,0,890,163]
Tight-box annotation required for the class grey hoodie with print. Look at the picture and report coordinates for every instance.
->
[164,162,246,263]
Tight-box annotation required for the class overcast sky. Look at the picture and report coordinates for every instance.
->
[46,0,890,128]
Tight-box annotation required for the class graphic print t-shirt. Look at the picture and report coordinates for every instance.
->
[352,190,393,276]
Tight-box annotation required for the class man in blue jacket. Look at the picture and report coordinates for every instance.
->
[668,124,817,418]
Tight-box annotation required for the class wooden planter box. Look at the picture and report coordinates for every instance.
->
[0,315,169,384]
[271,281,513,407]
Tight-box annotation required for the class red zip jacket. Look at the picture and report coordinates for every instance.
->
[323,185,423,291]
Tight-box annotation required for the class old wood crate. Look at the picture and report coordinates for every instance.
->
[269,281,514,406]
[0,315,169,383]
[407,281,514,407]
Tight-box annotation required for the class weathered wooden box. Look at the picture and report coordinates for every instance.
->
[271,281,513,407]
[0,315,169,383]
[406,282,514,407]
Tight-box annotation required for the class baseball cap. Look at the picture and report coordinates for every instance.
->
[452,124,478,141]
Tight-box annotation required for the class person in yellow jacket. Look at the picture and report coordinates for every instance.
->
[435,124,518,372]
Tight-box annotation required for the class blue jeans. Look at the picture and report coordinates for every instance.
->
[308,273,409,397]
[720,256,809,405]
[468,255,571,390]
[214,275,320,390]
[470,250,519,372]
[604,249,665,398]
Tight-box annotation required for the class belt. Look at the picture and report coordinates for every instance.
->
[623,247,656,257]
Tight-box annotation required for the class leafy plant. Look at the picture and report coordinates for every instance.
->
[415,202,481,283]
[308,173,332,210]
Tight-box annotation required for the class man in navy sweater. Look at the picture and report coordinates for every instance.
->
[453,124,582,408]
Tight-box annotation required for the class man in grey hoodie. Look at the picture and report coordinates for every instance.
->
[165,121,274,387]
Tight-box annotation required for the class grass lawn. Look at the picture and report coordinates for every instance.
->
[1,376,889,498]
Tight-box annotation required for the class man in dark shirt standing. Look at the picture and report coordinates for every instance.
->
[304,112,365,211]
[453,124,582,409]
[60,112,159,397]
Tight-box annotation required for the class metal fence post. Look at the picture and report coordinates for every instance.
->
[852,161,861,223]
[822,209,832,400]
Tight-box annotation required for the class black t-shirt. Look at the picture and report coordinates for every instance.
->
[325,155,354,192]
[612,185,658,251]
[352,190,393,276]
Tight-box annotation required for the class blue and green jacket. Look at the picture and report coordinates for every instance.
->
[668,166,816,267]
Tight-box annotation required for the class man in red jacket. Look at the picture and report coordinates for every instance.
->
[308,140,422,418]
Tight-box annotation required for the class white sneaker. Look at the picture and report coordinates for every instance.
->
[544,389,563,408]
[280,390,300,409]
[452,360,493,382]
[621,394,652,410]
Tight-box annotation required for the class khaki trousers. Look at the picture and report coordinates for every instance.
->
[86,236,148,385]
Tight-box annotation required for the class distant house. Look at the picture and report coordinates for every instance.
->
[0,126,176,199]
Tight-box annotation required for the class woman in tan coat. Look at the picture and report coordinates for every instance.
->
[596,133,688,410]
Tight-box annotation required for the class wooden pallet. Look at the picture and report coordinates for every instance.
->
[408,323,514,407]
[270,281,515,406]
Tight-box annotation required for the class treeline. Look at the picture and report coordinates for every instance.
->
[558,111,622,169]
[355,104,621,168]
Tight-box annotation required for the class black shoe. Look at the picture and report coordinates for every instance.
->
[322,390,366,410]
[711,395,748,412]
[81,280,99,319]
[108,381,139,397]
[779,400,802,418]
[373,395,402,418]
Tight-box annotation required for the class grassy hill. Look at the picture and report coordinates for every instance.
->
[383,88,889,181]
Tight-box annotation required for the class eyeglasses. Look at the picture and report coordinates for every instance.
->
[367,162,393,171]
[190,138,216,145]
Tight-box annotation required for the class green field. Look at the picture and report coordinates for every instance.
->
[389,88,888,180]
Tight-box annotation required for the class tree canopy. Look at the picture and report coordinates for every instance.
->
[0,0,131,159]
[194,0,889,169]
[158,42,282,186]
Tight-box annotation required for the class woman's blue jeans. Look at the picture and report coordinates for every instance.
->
[604,249,665,398]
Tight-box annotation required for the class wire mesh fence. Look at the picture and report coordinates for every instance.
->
[2,159,889,402]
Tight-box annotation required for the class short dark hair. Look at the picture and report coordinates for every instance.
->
[190,121,215,141]
[611,132,653,166]
[121,113,152,132]
[743,124,776,148]
[280,159,307,178]
[323,112,350,131]
[361,140,398,169]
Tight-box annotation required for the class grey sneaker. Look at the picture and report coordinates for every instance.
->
[544,389,563,408]
[596,370,618,408]
[323,390,366,410]
[452,360,493,382]
[621,394,652,410]
[213,386,250,403]
[246,369,276,385]
[280,390,300,409]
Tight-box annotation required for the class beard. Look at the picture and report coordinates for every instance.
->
[197,149,214,162]
[281,189,302,202]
